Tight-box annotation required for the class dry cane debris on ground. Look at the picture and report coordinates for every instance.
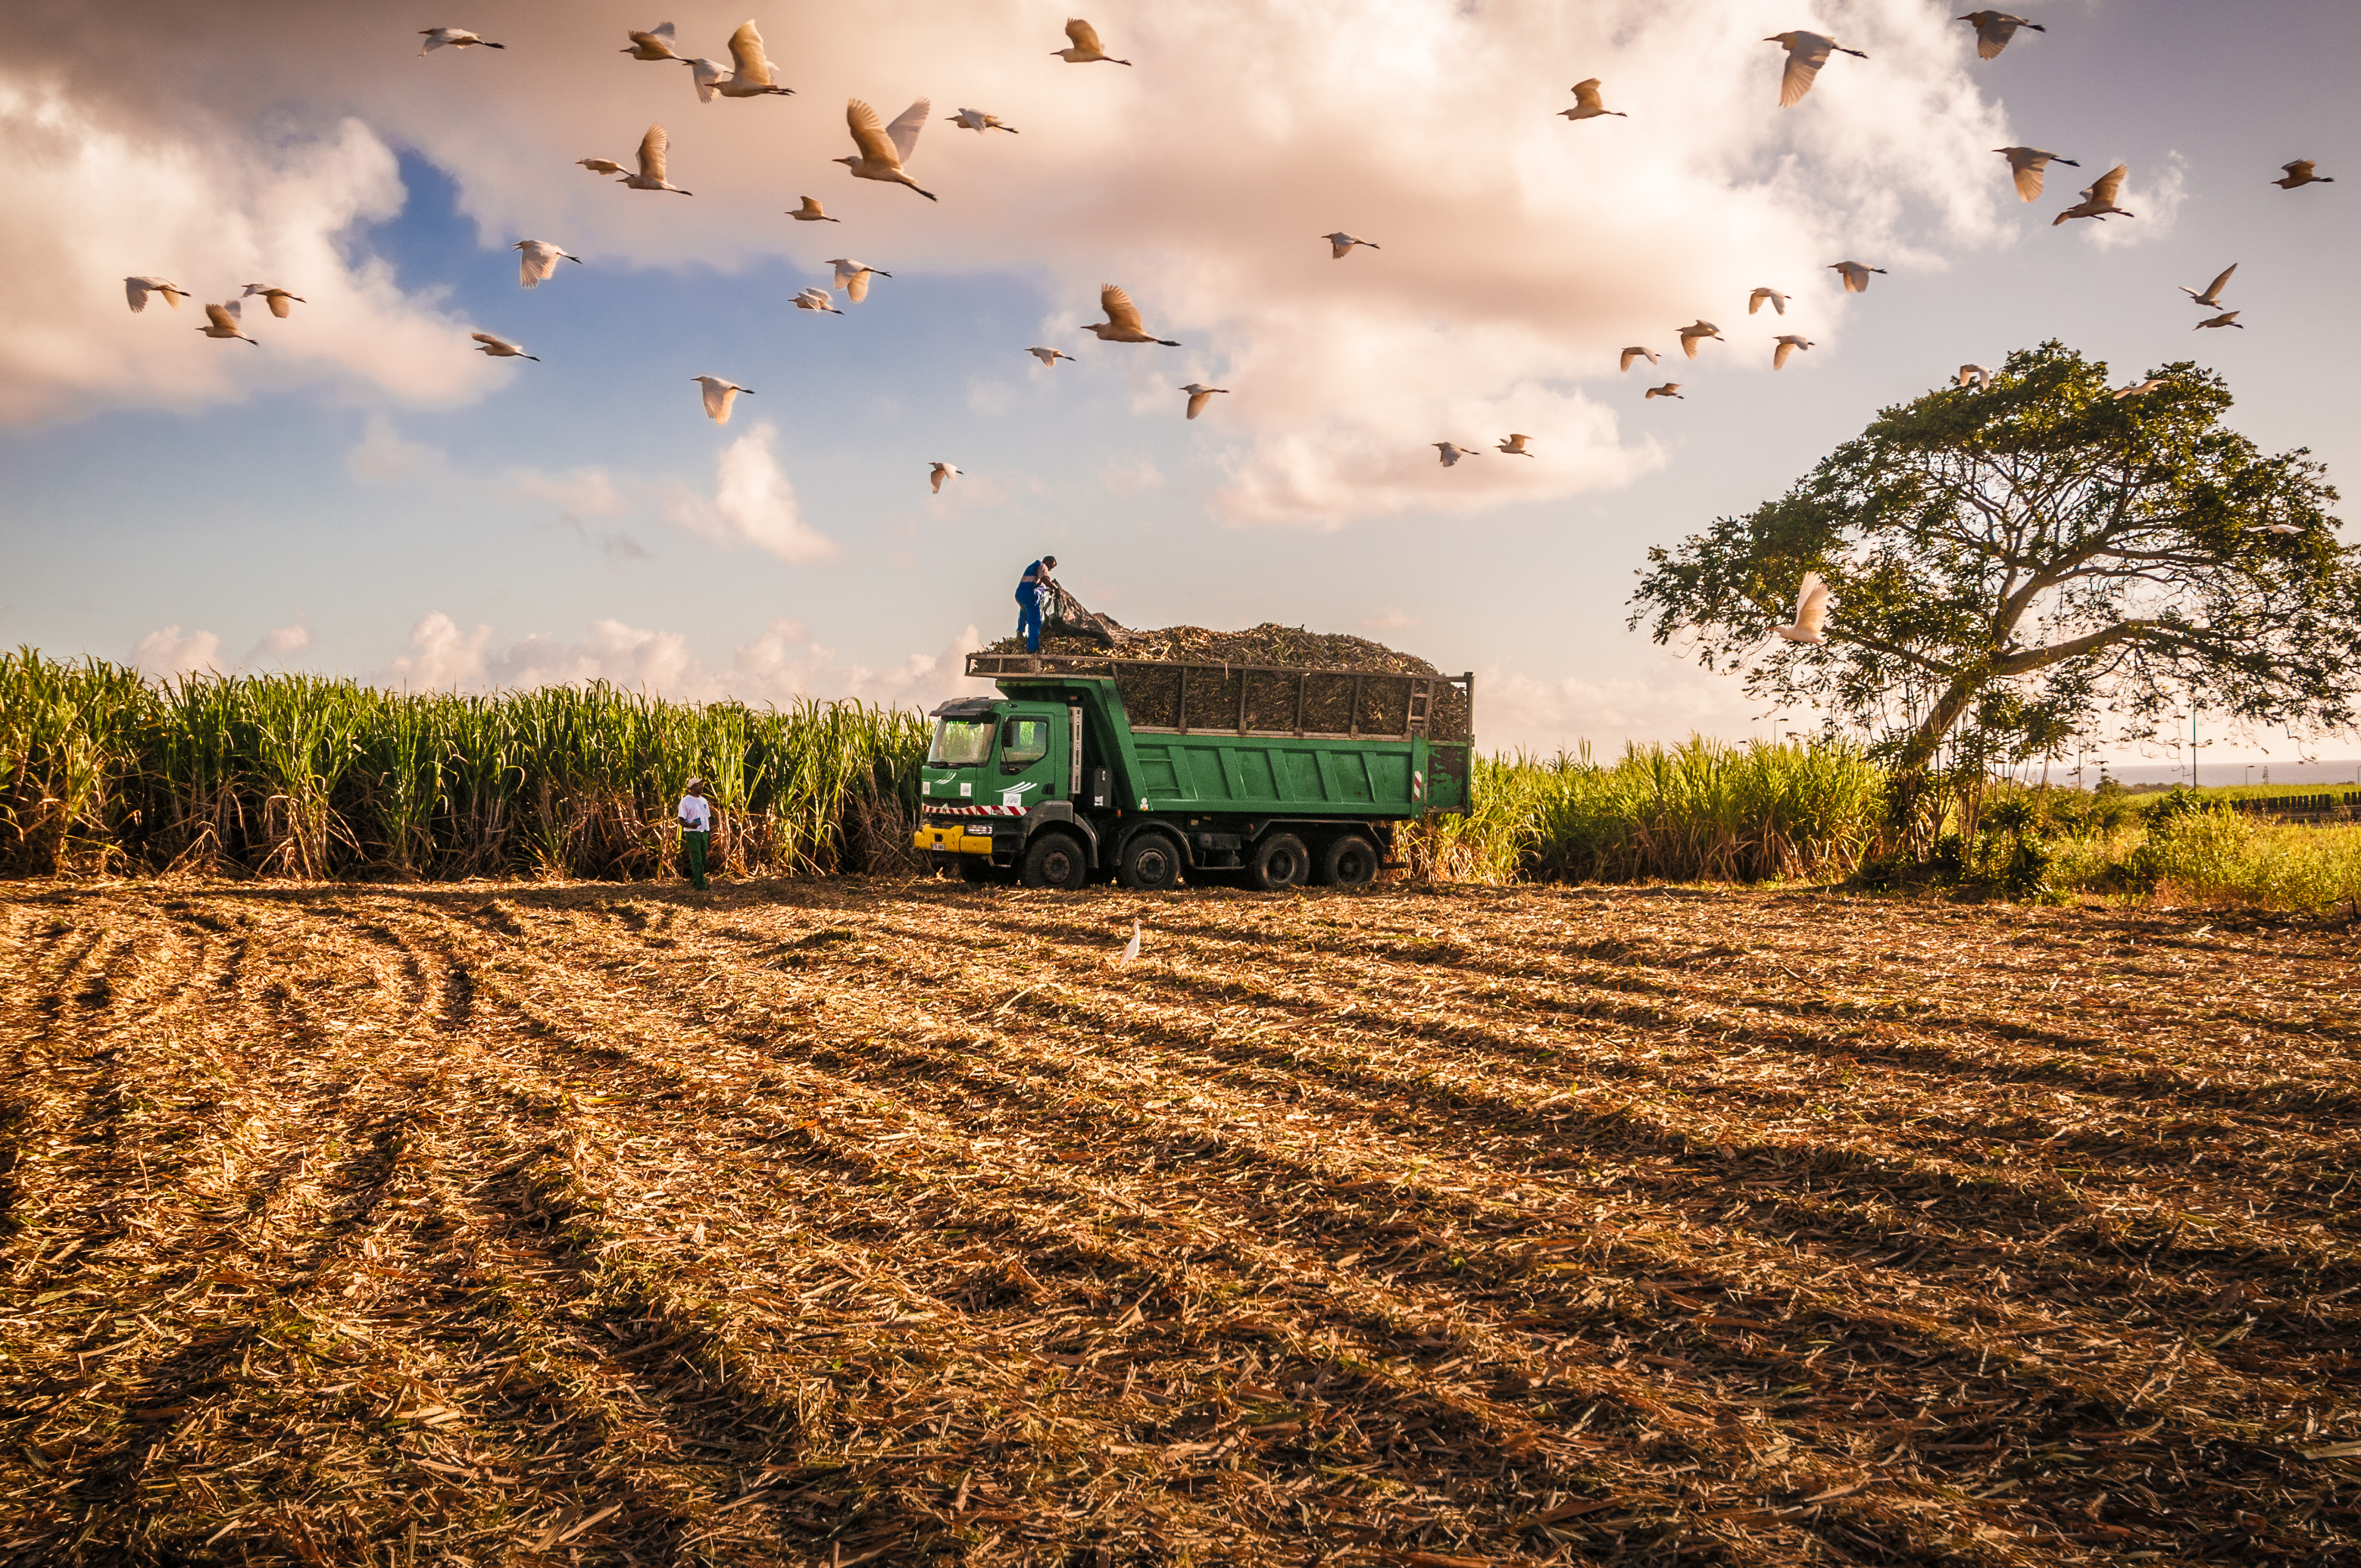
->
[1,879,2357,1566]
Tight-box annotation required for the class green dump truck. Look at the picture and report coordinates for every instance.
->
[915,650,1473,890]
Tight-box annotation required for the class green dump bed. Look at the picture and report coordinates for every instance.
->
[969,651,1474,817]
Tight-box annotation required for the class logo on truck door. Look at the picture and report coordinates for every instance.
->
[1001,780,1039,809]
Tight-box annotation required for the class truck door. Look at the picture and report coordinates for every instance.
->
[993,709,1064,811]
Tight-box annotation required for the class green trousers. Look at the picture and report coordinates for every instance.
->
[682,829,710,890]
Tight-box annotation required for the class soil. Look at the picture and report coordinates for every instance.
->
[3,879,2356,1565]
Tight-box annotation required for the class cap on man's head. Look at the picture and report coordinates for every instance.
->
[687,776,707,792]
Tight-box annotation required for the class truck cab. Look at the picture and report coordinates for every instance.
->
[914,698,1089,882]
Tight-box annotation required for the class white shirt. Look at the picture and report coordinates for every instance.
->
[678,795,711,832]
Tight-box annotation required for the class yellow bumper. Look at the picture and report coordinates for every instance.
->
[915,824,998,855]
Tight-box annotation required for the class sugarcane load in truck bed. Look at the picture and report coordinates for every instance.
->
[917,648,1474,890]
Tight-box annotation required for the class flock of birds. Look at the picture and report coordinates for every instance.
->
[118,9,2335,573]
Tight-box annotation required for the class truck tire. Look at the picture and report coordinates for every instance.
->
[1248,832,1310,892]
[1117,830,1185,891]
[1317,832,1380,889]
[1020,829,1090,891]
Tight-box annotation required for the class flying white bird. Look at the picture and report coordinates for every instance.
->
[1677,320,1723,358]
[197,300,257,345]
[2181,264,2237,309]
[2194,311,2243,330]
[1766,32,1866,107]
[786,195,839,223]
[237,285,305,318]
[1748,287,1789,316]
[125,277,189,313]
[420,27,503,54]
[929,461,959,493]
[2054,164,2131,224]
[1085,284,1179,345]
[1432,442,1479,466]
[829,258,891,303]
[622,21,679,60]
[1772,335,1814,370]
[1618,346,1659,371]
[621,125,692,193]
[1028,347,1072,367]
[1323,232,1379,258]
[470,331,537,361]
[1958,11,2044,60]
[1995,146,2078,201]
[577,156,626,176]
[2273,160,2333,189]
[716,22,792,95]
[1497,433,1535,457]
[1644,383,1684,400]
[1120,920,1141,964]
[1180,383,1229,420]
[1559,79,1625,120]
[836,98,935,201]
[683,56,730,102]
[792,287,842,314]
[511,241,579,288]
[2112,378,2164,399]
[1957,363,1991,389]
[1054,17,1130,64]
[947,108,1018,133]
[1772,571,1832,643]
[1829,260,1887,292]
[692,376,751,423]
[2256,523,2305,535]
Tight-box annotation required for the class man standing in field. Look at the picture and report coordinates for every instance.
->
[1015,554,1058,654]
[677,777,714,892]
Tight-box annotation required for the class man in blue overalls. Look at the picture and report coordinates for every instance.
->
[1014,554,1058,653]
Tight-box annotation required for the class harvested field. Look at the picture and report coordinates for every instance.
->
[2,879,2358,1566]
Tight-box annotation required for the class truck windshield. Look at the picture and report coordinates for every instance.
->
[927,718,995,767]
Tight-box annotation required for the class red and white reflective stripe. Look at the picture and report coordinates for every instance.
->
[1412,770,1425,799]
[926,804,1028,817]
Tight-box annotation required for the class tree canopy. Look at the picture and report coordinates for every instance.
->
[1630,342,2359,777]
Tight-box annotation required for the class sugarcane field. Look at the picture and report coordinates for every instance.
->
[4,873,2357,1566]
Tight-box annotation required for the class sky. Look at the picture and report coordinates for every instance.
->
[2,0,2355,769]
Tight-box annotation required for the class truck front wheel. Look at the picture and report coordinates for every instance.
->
[1021,830,1090,891]
[1318,833,1380,888]
[1249,832,1310,891]
[1117,831,1185,890]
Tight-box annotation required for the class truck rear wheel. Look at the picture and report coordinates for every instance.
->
[1020,830,1090,891]
[1248,832,1310,892]
[1317,833,1380,888]
[1117,831,1185,891]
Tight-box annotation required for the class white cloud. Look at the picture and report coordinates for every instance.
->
[364,612,988,709]
[347,412,447,483]
[0,84,485,423]
[664,422,840,564]
[1365,608,1419,632]
[383,611,489,690]
[2074,151,2188,249]
[132,624,223,677]
[246,623,312,663]
[1478,655,1769,752]
[1101,456,1163,495]
[965,376,1018,415]
[501,465,623,520]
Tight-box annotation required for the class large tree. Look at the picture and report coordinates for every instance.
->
[1631,341,2359,787]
